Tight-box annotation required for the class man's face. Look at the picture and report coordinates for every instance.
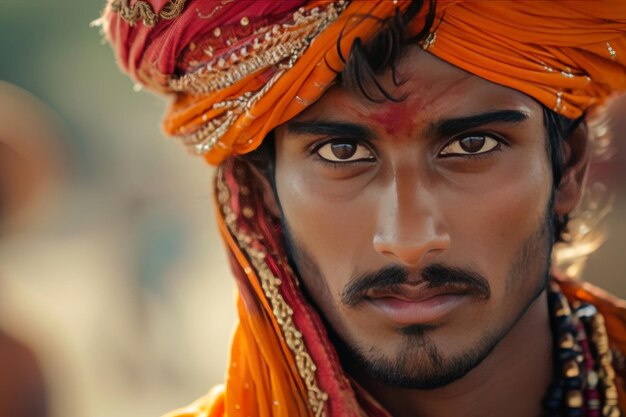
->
[273,48,555,389]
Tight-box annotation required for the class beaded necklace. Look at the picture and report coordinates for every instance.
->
[545,283,621,417]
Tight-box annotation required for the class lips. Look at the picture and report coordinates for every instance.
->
[365,282,471,326]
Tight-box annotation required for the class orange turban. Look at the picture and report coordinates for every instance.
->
[102,0,626,166]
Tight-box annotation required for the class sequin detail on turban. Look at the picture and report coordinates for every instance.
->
[102,0,626,165]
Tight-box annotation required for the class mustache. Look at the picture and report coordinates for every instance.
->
[341,263,491,307]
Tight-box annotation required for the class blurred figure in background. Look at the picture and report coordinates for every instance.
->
[0,81,65,235]
[0,81,66,417]
[0,329,47,417]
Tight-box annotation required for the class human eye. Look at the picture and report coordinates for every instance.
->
[439,134,502,157]
[313,140,375,163]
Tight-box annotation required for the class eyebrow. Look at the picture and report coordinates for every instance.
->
[286,120,375,140]
[430,110,529,138]
[286,110,529,140]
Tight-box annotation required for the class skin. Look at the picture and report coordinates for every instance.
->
[266,48,588,417]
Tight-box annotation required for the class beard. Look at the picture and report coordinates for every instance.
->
[280,195,556,391]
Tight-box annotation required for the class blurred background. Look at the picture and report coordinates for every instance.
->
[0,2,624,417]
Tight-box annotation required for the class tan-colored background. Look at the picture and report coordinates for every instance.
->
[0,2,624,417]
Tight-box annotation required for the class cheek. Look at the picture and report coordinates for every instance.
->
[276,167,377,298]
[442,153,552,282]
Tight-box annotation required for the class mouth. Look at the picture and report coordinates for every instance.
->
[364,283,471,326]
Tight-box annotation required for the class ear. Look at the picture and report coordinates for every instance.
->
[246,161,282,219]
[554,123,590,216]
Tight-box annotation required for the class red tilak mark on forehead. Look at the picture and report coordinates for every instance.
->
[368,100,419,139]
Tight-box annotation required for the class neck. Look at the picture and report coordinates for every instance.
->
[357,290,553,417]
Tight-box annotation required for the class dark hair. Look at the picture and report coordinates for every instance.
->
[242,0,584,242]
[543,108,585,240]
[337,0,436,103]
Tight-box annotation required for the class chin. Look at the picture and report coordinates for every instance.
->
[333,306,528,390]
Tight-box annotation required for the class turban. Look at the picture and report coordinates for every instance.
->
[101,2,626,417]
[102,0,626,166]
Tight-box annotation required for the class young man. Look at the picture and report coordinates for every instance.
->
[102,1,626,416]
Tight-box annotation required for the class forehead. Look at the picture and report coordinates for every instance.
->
[291,48,540,130]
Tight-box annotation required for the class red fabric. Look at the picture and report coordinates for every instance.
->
[104,1,308,91]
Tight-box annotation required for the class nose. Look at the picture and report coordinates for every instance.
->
[373,174,450,267]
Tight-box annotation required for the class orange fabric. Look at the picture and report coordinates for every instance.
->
[213,179,310,417]
[428,1,626,120]
[163,169,310,417]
